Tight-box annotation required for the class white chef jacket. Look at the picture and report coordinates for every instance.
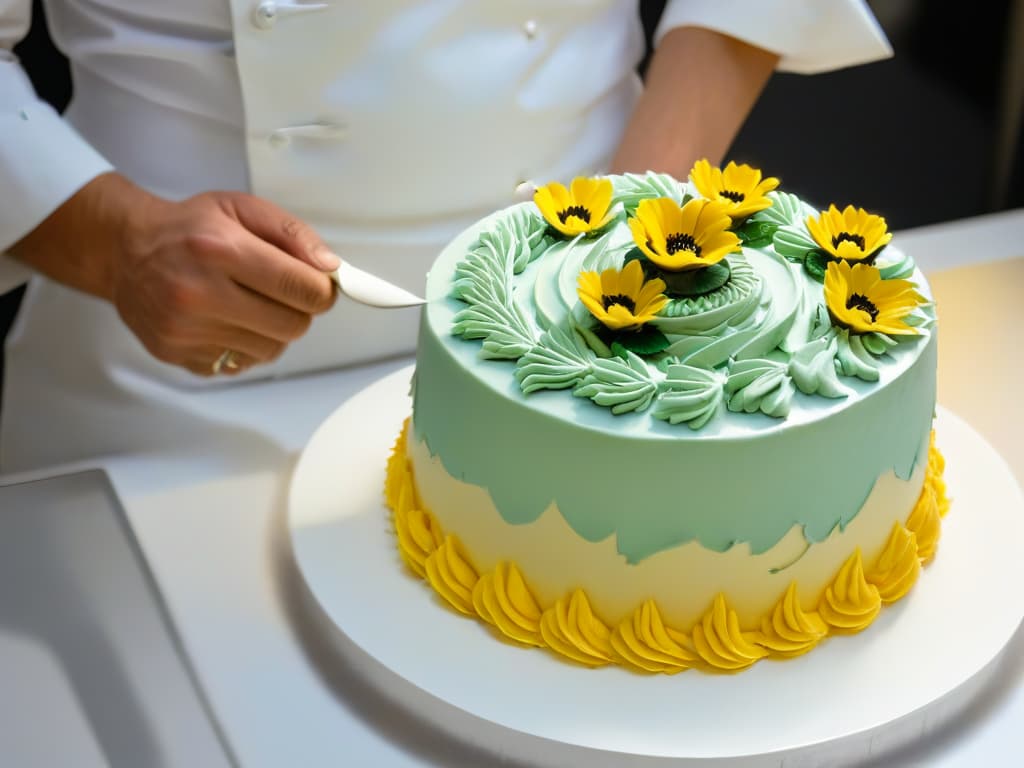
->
[0,0,890,471]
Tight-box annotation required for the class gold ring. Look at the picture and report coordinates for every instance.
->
[212,349,240,375]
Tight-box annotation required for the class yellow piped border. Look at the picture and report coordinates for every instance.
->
[385,420,950,674]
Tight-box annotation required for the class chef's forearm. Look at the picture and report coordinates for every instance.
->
[610,26,779,177]
[8,172,160,303]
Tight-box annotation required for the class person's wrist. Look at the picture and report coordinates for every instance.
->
[105,175,172,303]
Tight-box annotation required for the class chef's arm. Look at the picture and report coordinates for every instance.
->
[0,9,112,294]
[8,171,339,375]
[611,0,892,176]
[610,26,777,177]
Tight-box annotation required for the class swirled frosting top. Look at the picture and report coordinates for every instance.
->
[415,168,938,560]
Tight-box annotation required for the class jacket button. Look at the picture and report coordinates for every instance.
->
[252,1,277,29]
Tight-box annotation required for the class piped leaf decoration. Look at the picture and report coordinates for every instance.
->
[756,190,813,227]
[451,223,538,359]
[515,325,594,394]
[876,246,917,280]
[803,250,832,282]
[473,205,552,275]
[610,326,671,356]
[834,328,880,381]
[809,304,834,341]
[788,335,847,398]
[773,225,820,263]
[652,364,724,428]
[611,172,688,216]
[735,220,779,249]
[861,332,898,357]
[573,351,658,415]
[725,358,795,418]
[658,260,732,297]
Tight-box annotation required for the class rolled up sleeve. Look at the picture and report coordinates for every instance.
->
[1,6,113,292]
[656,0,892,74]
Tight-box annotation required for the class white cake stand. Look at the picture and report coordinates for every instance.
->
[287,366,1024,767]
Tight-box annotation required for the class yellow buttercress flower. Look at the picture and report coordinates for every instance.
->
[628,197,740,272]
[690,159,779,220]
[578,259,668,331]
[807,204,893,263]
[534,177,615,237]
[823,260,925,336]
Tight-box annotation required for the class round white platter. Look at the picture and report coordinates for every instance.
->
[287,365,1024,767]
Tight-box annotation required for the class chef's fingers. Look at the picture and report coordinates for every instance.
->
[183,347,260,378]
[224,229,337,316]
[226,193,340,273]
[207,278,317,344]
[181,323,291,376]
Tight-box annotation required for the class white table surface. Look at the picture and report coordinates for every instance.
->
[4,208,1023,768]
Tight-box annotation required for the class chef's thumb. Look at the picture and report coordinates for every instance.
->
[229,193,341,272]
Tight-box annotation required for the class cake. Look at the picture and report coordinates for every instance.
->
[385,162,948,674]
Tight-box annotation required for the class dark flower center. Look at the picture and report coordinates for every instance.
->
[602,293,636,313]
[833,231,866,251]
[665,233,701,257]
[558,205,591,224]
[846,292,879,322]
[720,189,745,203]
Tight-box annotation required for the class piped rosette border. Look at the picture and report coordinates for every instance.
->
[385,420,950,675]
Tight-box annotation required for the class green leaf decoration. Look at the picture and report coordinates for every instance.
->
[611,326,671,356]
[735,220,779,249]
[803,250,832,282]
[725,359,795,418]
[451,216,539,359]
[834,328,880,381]
[622,246,646,267]
[756,191,812,227]
[611,172,687,216]
[876,247,917,280]
[652,364,724,428]
[470,206,550,275]
[861,332,897,357]
[809,304,833,341]
[573,351,657,415]
[772,225,819,263]
[655,256,758,320]
[788,335,846,398]
[515,325,594,394]
[658,261,732,297]
[903,305,935,330]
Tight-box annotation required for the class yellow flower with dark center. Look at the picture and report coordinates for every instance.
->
[534,177,615,237]
[690,159,779,220]
[578,259,668,331]
[807,204,893,263]
[823,260,925,336]
[627,197,740,272]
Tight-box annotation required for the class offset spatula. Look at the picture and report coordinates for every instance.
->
[330,260,426,308]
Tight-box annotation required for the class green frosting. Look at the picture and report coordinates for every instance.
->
[415,173,937,563]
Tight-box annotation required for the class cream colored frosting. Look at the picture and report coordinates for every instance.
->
[386,421,951,674]
[408,431,928,629]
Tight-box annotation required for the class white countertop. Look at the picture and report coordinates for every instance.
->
[3,209,1023,768]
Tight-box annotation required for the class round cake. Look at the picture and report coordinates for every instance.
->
[386,163,948,673]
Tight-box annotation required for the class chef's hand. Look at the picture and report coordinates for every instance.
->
[9,172,338,376]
